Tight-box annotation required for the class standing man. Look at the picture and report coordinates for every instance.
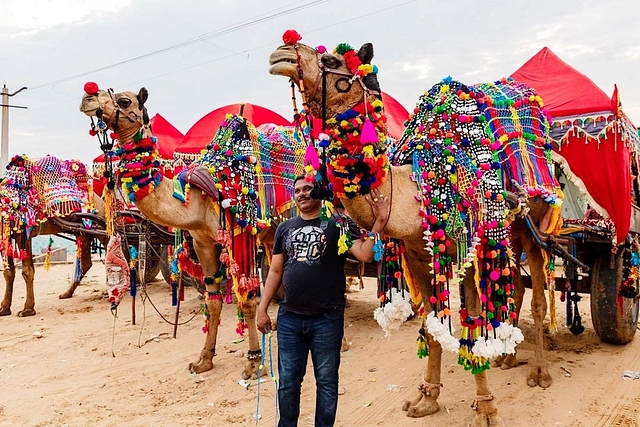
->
[257,175,388,427]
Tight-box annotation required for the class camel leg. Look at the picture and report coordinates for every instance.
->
[403,336,442,417]
[60,234,94,299]
[18,239,36,317]
[401,250,441,418]
[241,295,267,380]
[188,241,221,374]
[521,237,552,389]
[493,239,525,370]
[0,256,16,316]
[469,372,504,427]
[462,267,504,426]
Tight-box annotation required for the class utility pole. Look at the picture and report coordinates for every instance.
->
[1,85,28,171]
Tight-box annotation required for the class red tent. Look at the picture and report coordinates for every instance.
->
[177,103,291,157]
[92,113,184,195]
[512,47,640,244]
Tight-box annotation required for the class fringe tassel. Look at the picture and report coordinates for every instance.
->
[103,188,115,236]
[73,256,83,283]
[171,279,178,306]
[130,268,137,297]
[44,237,53,271]
[457,325,491,375]
[542,250,558,333]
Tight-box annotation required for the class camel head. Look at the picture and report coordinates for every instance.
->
[269,30,382,119]
[79,82,149,142]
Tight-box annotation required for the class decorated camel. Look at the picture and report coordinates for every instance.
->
[79,84,306,379]
[269,32,565,425]
[0,155,109,317]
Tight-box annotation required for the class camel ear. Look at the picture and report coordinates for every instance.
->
[137,87,148,107]
[357,43,374,65]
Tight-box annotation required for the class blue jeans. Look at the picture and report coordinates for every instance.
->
[276,306,344,427]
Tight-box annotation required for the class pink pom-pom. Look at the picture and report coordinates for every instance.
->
[304,143,320,170]
[316,45,327,54]
[360,118,378,145]
[489,270,500,282]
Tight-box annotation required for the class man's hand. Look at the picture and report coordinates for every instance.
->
[257,309,272,334]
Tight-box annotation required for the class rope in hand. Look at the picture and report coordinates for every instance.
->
[255,330,279,425]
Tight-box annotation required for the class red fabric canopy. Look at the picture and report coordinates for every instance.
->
[382,91,410,140]
[92,113,184,164]
[178,103,291,154]
[511,48,613,117]
[512,47,633,243]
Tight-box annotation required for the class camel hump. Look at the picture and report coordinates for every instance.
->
[176,166,220,201]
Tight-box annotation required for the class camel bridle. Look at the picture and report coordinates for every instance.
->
[289,44,392,227]
[86,88,147,190]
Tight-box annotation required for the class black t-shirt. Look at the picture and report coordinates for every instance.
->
[272,214,360,316]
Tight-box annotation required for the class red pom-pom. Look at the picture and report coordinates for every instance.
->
[282,29,302,46]
[110,132,119,140]
[89,129,97,136]
[84,81,99,95]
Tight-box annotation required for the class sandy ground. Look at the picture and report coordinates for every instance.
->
[2,261,640,427]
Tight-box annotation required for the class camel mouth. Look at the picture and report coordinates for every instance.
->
[268,50,297,76]
[79,95,101,117]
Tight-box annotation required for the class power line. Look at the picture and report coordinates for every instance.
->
[28,0,330,91]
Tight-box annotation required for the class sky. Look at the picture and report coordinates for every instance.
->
[1,0,639,168]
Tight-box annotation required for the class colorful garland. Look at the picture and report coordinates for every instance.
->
[114,130,163,203]
[326,99,389,198]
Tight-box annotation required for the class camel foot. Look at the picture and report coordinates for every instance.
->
[470,413,505,427]
[527,365,553,389]
[470,396,503,427]
[18,308,36,317]
[242,359,267,380]
[492,354,521,370]
[59,290,74,299]
[188,349,214,374]
[0,307,11,316]
[402,392,439,417]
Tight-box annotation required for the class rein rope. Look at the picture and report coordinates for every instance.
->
[255,331,279,425]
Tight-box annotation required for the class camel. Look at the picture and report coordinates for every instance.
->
[79,86,305,379]
[0,156,110,317]
[269,35,563,425]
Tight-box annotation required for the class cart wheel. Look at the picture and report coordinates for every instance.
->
[159,246,204,293]
[590,248,639,344]
[143,248,162,283]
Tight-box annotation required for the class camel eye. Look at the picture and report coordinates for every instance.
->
[117,98,132,109]
[321,55,341,69]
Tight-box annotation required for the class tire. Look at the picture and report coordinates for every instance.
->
[119,240,162,284]
[142,247,162,283]
[590,247,639,344]
[159,245,204,293]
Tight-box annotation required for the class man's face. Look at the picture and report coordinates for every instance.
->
[294,180,321,212]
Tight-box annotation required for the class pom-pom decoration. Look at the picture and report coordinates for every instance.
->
[84,81,99,95]
[282,29,302,46]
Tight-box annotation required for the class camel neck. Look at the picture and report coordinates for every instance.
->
[114,132,163,203]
